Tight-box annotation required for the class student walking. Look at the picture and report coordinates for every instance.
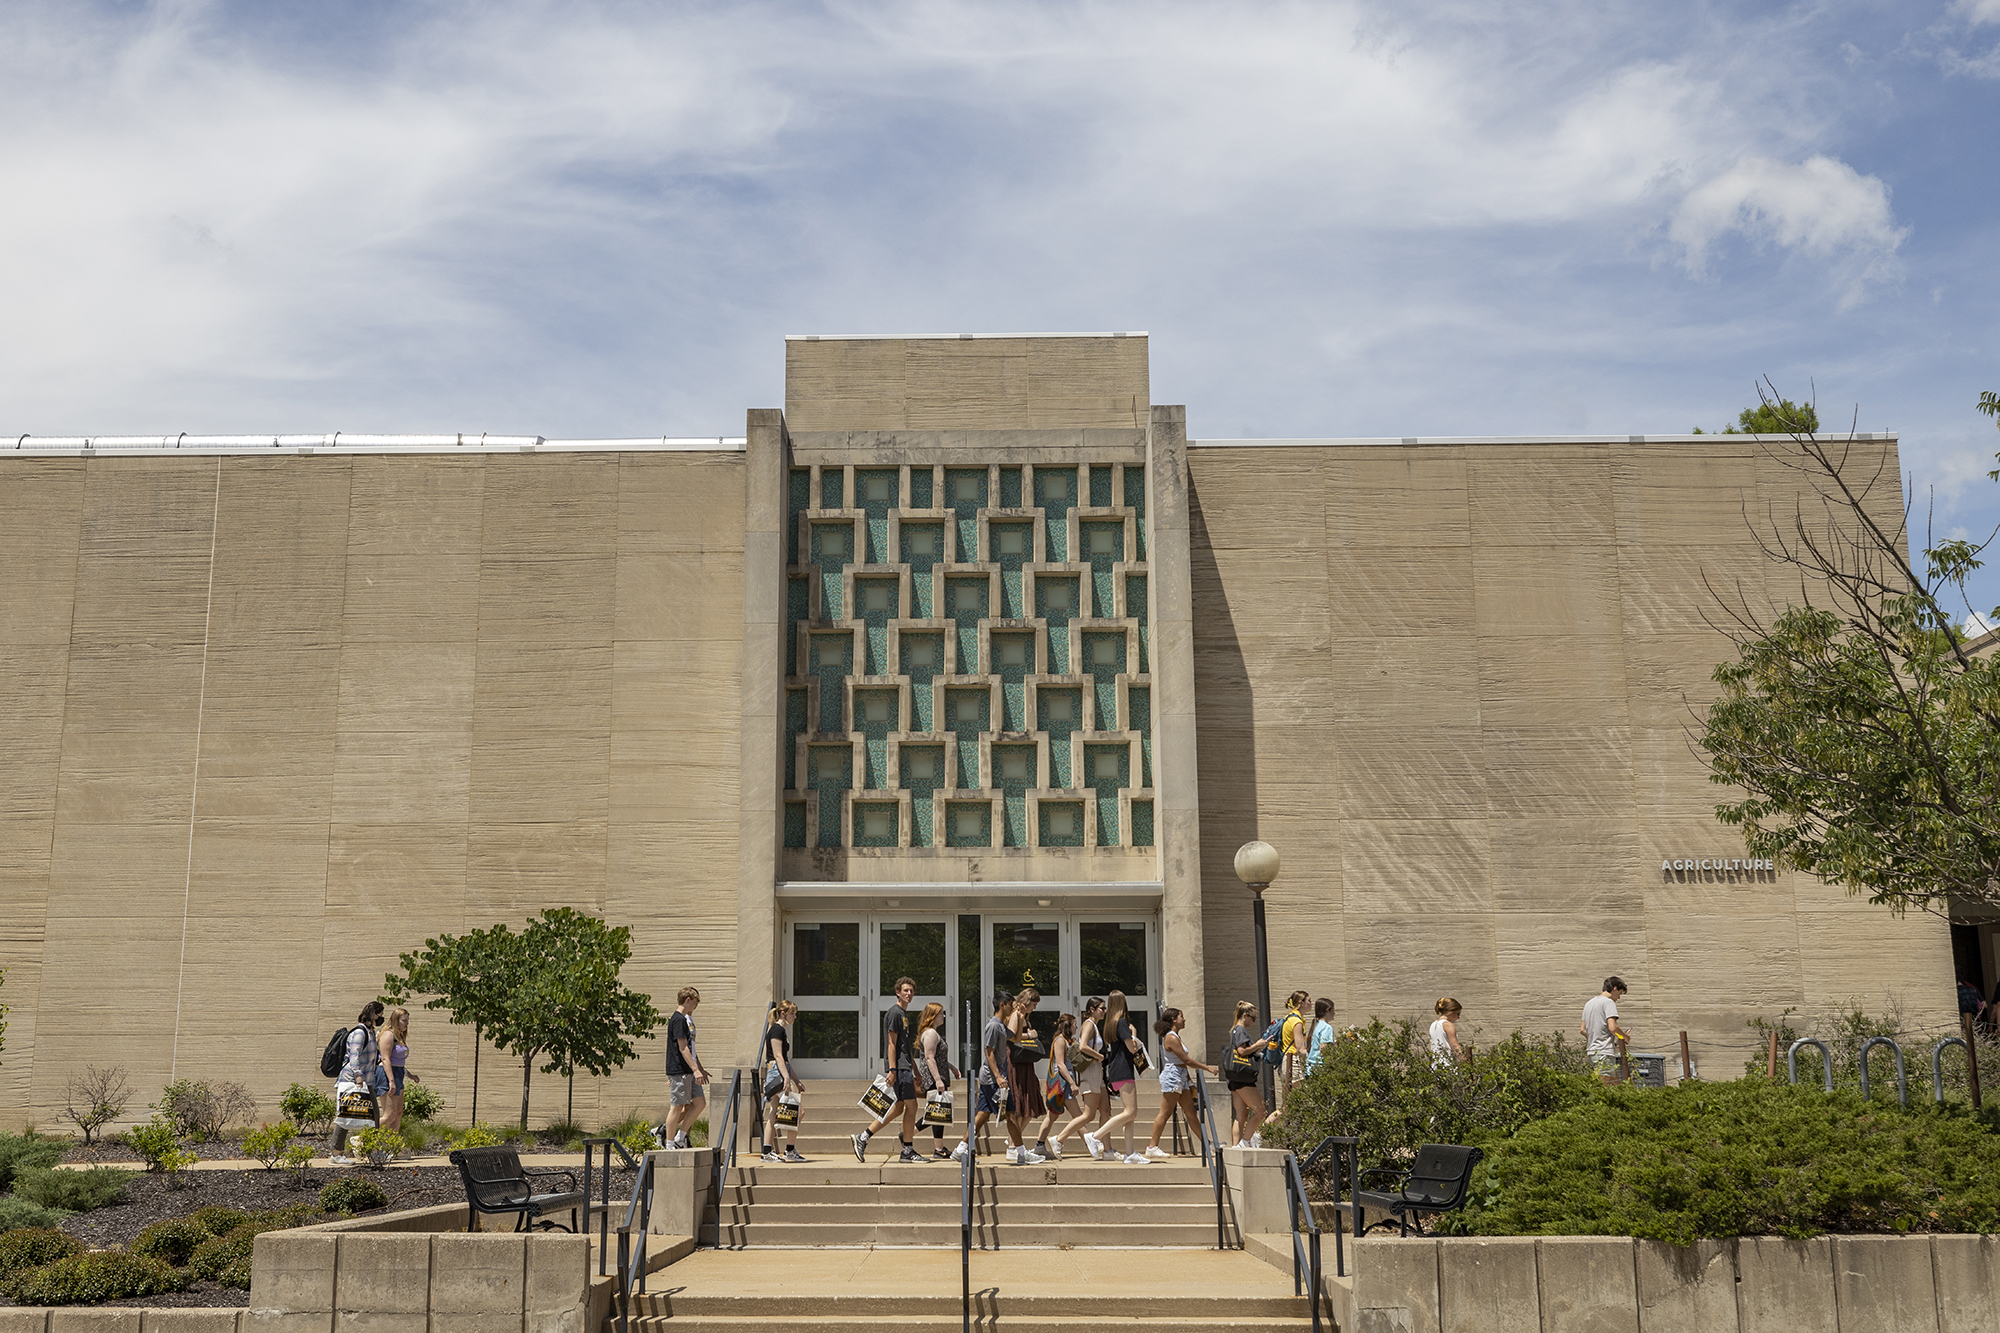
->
[854,976,925,1162]
[1084,990,1147,1163]
[1004,988,1049,1162]
[759,1001,807,1162]
[1054,997,1109,1153]
[1224,1001,1270,1148]
[1035,1012,1079,1159]
[1279,991,1311,1100]
[330,1000,387,1165]
[1430,998,1464,1065]
[657,987,710,1150]
[1581,977,1628,1082]
[954,990,1026,1163]
[1305,998,1339,1074]
[1144,1008,1216,1159]
[916,1002,957,1159]
[379,1006,421,1136]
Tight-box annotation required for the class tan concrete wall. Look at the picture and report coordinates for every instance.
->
[0,451,746,1132]
[1189,437,1955,1063]
[785,336,1149,432]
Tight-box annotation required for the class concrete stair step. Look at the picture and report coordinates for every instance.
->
[717,1185,1218,1208]
[634,1292,1308,1318]
[629,1319,1314,1332]
[709,1203,1221,1226]
[722,1161,1211,1187]
[695,1222,1229,1247]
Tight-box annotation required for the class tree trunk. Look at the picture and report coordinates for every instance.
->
[521,1049,533,1130]
[472,1024,481,1125]
[567,1071,575,1128]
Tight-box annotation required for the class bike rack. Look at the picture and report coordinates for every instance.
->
[1857,1036,1907,1106]
[1787,1038,1833,1091]
[1933,1036,1970,1103]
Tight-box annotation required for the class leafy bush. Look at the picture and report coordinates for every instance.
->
[157,1078,257,1141]
[398,1120,444,1152]
[0,1131,65,1191]
[0,1227,81,1283]
[214,1254,254,1289]
[132,1216,214,1267]
[61,1065,135,1145]
[401,1082,442,1121]
[0,1196,72,1230]
[187,1205,323,1284]
[11,1165,135,1212]
[281,1142,316,1184]
[281,1082,337,1133]
[6,1249,187,1304]
[355,1126,405,1161]
[124,1116,198,1175]
[619,1122,655,1158]
[1743,1001,1981,1102]
[319,1177,388,1215]
[188,1204,249,1236]
[242,1122,294,1171]
[1459,1078,2000,1243]
[452,1123,502,1150]
[1268,1019,1595,1176]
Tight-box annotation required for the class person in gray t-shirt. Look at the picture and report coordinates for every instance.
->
[954,991,1033,1162]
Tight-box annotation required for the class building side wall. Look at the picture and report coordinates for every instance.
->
[0,451,747,1131]
[1189,438,1955,1063]
[785,337,1149,432]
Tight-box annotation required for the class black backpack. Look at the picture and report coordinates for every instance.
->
[320,1027,352,1079]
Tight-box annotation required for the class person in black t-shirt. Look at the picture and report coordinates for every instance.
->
[853,977,927,1163]
[1084,989,1145,1162]
[759,1000,807,1162]
[656,986,709,1150]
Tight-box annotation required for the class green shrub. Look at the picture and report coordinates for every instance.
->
[1460,1078,2000,1243]
[618,1123,655,1158]
[1268,1019,1595,1176]
[242,1122,294,1171]
[0,1195,73,1231]
[0,1130,65,1191]
[281,1141,316,1184]
[319,1177,388,1215]
[355,1126,405,1161]
[7,1249,187,1304]
[124,1116,197,1175]
[214,1254,254,1289]
[132,1216,213,1267]
[0,1227,82,1283]
[398,1120,444,1152]
[452,1123,502,1150]
[189,1204,249,1236]
[180,1201,325,1282]
[10,1165,135,1212]
[156,1078,256,1141]
[280,1082,337,1132]
[402,1082,442,1121]
[1744,1002,1981,1102]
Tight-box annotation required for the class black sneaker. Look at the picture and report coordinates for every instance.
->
[783,1147,807,1163]
[898,1146,925,1163]
[851,1132,869,1161]
[932,1145,954,1159]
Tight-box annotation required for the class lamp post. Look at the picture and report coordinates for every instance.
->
[1234,840,1280,1110]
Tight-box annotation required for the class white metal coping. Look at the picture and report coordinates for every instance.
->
[1189,433,1896,446]
[786,332,1147,341]
[776,880,1164,898]
[4,434,746,456]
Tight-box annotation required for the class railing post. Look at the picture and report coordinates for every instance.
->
[1964,1014,1984,1110]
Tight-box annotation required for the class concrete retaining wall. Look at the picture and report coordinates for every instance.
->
[1347,1233,2000,1333]
[243,1229,590,1332]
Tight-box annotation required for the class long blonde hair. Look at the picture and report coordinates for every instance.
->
[384,1006,409,1044]
[1104,990,1130,1041]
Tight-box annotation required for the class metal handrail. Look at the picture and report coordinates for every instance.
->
[705,1068,744,1248]
[1193,1071,1230,1249]
[1933,1036,1970,1103]
[581,1137,639,1275]
[1787,1038,1833,1091]
[1284,1153,1326,1333]
[1300,1135,1357,1276]
[961,999,975,1333]
[1858,1036,1908,1105]
[613,1149,657,1333]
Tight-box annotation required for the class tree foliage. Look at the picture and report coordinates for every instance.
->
[383,908,664,1127]
[1696,383,2000,913]
[1693,397,1820,435]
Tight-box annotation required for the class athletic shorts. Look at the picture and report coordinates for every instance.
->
[976,1083,1004,1116]
[668,1073,703,1106]
[892,1071,918,1104]
[1109,1079,1135,1097]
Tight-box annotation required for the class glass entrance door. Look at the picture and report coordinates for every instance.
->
[872,918,950,1078]
[786,918,863,1078]
[1075,918,1156,1058]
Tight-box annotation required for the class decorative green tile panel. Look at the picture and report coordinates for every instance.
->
[811,522,852,619]
[994,633,1034,731]
[945,801,992,848]
[1082,521,1122,617]
[1123,463,1146,560]
[808,633,852,733]
[808,745,852,848]
[856,577,897,675]
[1083,631,1127,730]
[1036,467,1075,561]
[857,468,897,563]
[901,746,944,847]
[993,744,1036,846]
[855,688,897,789]
[1039,801,1085,847]
[821,467,844,509]
[944,688,989,789]
[946,468,987,561]
[786,575,808,676]
[1036,575,1078,674]
[1127,573,1148,673]
[1084,744,1129,846]
[946,576,988,674]
[784,801,807,849]
[910,466,933,508]
[1090,463,1112,507]
[853,801,898,847]
[788,469,811,563]
[901,633,942,732]
[992,522,1032,617]
[999,465,1022,509]
[1038,687,1082,788]
[1127,685,1152,788]
[784,688,808,790]
[901,522,942,618]
[1131,799,1154,847]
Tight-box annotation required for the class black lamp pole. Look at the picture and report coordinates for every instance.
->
[1250,883,1273,1109]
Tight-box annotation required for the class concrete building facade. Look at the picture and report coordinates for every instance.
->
[0,334,1954,1130]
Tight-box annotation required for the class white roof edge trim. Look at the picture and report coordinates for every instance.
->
[775,880,1165,895]
[785,331,1148,342]
[1190,433,1897,448]
[4,434,747,457]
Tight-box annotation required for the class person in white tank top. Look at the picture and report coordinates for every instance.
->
[1429,998,1463,1066]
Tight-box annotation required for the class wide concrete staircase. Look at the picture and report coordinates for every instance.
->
[623,1287,1318,1332]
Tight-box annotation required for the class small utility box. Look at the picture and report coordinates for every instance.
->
[1630,1054,1668,1088]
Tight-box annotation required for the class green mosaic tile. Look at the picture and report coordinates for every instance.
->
[1084,744,1129,846]
[999,465,1022,509]
[946,467,986,561]
[1127,573,1148,673]
[811,522,851,619]
[945,688,989,789]
[1127,685,1152,788]
[993,744,1036,846]
[1123,463,1146,560]
[945,801,993,848]
[788,469,811,564]
[994,633,1034,731]
[901,633,942,732]
[786,575,808,677]
[784,688,808,790]
[856,688,897,789]
[784,802,807,849]
[821,467,844,509]
[856,577,897,675]
[1036,467,1075,561]
[910,467,933,508]
[853,801,898,847]
[992,521,1032,617]
[809,745,852,848]
[1036,575,1078,674]
[808,634,852,733]
[1083,632,1127,730]
[947,576,988,674]
[857,468,898,563]
[1131,799,1154,847]
[1038,687,1082,788]
[1039,801,1085,847]
[1090,463,1112,507]
[901,746,944,847]
[902,522,942,618]
[1082,521,1122,617]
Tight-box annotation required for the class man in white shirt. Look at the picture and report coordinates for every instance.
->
[1580,977,1628,1083]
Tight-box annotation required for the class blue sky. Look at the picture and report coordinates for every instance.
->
[3,0,1997,620]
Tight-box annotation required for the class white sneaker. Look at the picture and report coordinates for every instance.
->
[1124,1153,1150,1164]
[1016,1147,1046,1165]
[951,1141,971,1162]
[1082,1132,1105,1161]
[1145,1146,1171,1160]
[1005,1146,1022,1164]
[1235,1140,1250,1150]
[1251,1133,1263,1150]
[1044,1139,1063,1159]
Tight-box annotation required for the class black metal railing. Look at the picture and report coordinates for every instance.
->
[1300,1135,1357,1277]
[961,998,975,1333]
[1284,1152,1327,1333]
[612,1148,658,1333]
[580,1137,639,1276]
[704,1068,744,1248]
[1193,1071,1230,1248]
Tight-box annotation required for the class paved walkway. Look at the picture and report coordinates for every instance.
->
[651,1245,1297,1297]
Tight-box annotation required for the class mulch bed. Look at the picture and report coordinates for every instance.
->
[59,1131,582,1167]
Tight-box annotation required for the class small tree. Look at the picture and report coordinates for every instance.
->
[62,1065,135,1145]
[382,925,519,1125]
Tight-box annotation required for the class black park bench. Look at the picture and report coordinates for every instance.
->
[1352,1144,1484,1237]
[447,1146,586,1233]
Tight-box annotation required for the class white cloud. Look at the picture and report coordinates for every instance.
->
[1667,156,1907,305]
[1952,0,2000,26]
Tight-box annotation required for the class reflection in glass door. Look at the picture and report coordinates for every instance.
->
[787,919,863,1077]
[1076,919,1156,1059]
[874,919,949,1073]
[991,920,1065,1050]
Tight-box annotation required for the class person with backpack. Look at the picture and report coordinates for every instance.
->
[328,1000,386,1165]
[1084,989,1148,1163]
[1143,1008,1216,1160]
[1035,1012,1079,1159]
[1223,1001,1271,1148]
[1278,990,1311,1105]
